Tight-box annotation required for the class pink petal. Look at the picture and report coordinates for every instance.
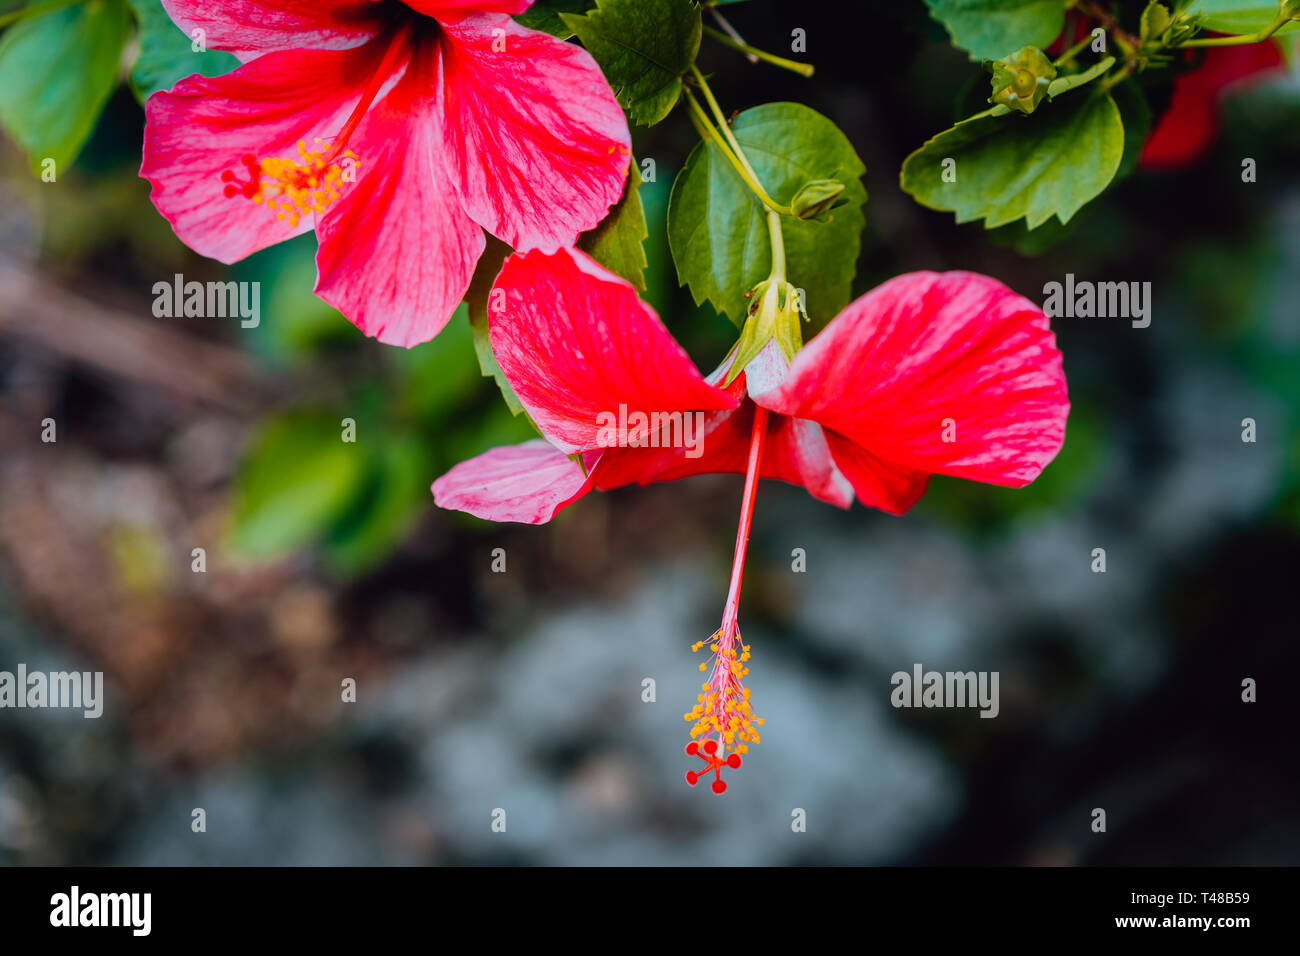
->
[771,415,856,508]
[314,38,484,347]
[438,13,631,250]
[140,40,398,264]
[161,0,381,62]
[489,248,737,454]
[737,337,792,397]
[432,440,596,524]
[755,271,1069,490]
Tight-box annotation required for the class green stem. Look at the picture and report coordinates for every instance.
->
[691,65,760,182]
[1077,0,1139,56]
[0,0,81,28]
[706,6,757,64]
[1178,12,1289,47]
[702,24,814,77]
[683,87,792,217]
[685,68,788,306]
[765,210,786,284]
[1098,61,1134,92]
[1052,33,1094,67]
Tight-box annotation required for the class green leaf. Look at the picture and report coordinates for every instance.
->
[392,306,484,427]
[515,0,595,38]
[900,90,1124,229]
[562,0,701,126]
[578,160,648,289]
[321,438,431,577]
[1187,0,1300,35]
[227,414,368,560]
[1045,56,1115,99]
[988,79,1147,253]
[238,235,352,363]
[1110,78,1152,181]
[466,240,526,416]
[987,78,1144,252]
[922,0,1069,60]
[0,0,131,172]
[667,102,867,326]
[128,0,239,103]
[986,212,1082,255]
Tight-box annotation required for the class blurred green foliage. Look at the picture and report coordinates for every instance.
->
[226,236,535,576]
[0,0,130,172]
[127,0,239,103]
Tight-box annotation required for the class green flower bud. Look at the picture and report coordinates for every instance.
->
[1140,1,1172,41]
[791,179,846,221]
[989,46,1056,115]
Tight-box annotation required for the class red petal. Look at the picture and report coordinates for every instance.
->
[754,272,1069,498]
[589,377,853,509]
[315,39,485,347]
[585,347,852,507]
[773,415,856,508]
[439,14,631,251]
[489,248,737,454]
[140,41,398,264]
[820,432,931,516]
[432,440,596,524]
[406,0,534,18]
[161,0,381,62]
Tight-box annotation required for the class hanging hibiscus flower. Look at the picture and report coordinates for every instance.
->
[434,246,1070,792]
[140,0,631,346]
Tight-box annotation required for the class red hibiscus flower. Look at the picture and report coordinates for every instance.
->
[433,247,1069,791]
[140,0,631,346]
[1141,40,1286,169]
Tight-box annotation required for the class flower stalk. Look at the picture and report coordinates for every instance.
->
[683,85,791,217]
[1179,10,1292,47]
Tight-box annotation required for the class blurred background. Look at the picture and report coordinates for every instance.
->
[0,2,1297,865]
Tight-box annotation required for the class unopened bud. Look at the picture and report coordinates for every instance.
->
[1140,1,1172,41]
[791,179,846,221]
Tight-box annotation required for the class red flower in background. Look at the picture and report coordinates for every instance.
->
[1141,40,1286,169]
[140,0,630,346]
[433,247,1069,791]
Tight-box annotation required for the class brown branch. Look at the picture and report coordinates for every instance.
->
[0,264,267,412]
[1077,0,1142,58]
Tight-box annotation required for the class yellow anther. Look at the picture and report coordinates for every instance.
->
[249,140,351,223]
